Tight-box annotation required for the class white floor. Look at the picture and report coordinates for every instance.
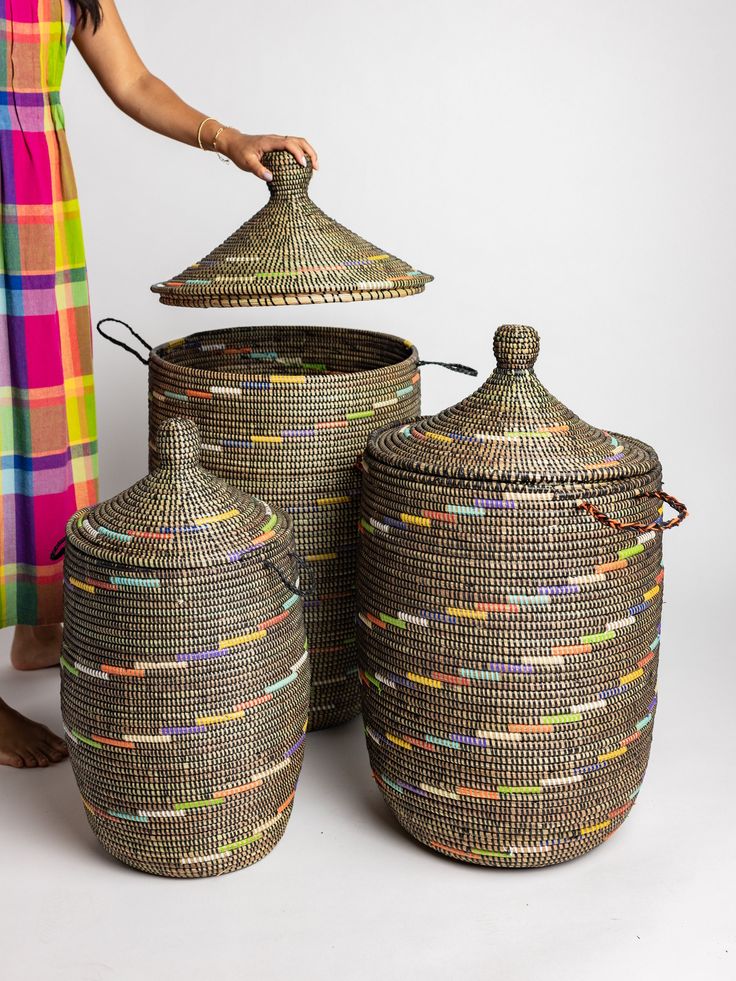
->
[0,581,732,981]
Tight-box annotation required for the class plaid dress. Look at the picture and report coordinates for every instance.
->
[1,0,97,627]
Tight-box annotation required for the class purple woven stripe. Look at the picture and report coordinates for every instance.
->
[282,429,315,437]
[538,584,581,596]
[175,649,226,663]
[397,780,428,797]
[161,725,207,736]
[449,734,488,747]
[647,694,658,713]
[473,498,516,510]
[487,662,534,675]
[284,733,306,758]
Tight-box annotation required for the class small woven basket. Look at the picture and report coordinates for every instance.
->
[61,418,309,877]
[151,150,433,307]
[357,325,687,867]
[146,324,422,731]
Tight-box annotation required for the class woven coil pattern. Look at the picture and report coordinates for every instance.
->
[148,325,421,730]
[357,325,683,868]
[61,418,309,877]
[151,151,433,307]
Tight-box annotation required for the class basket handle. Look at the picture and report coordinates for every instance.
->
[417,360,478,377]
[262,558,310,597]
[96,319,151,366]
[50,537,66,561]
[577,490,688,533]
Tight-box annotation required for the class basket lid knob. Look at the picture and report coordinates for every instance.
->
[493,324,540,370]
[263,149,312,199]
[157,417,201,468]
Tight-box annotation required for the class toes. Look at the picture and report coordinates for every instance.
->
[20,752,38,768]
[43,740,68,763]
[0,753,25,768]
[34,751,50,768]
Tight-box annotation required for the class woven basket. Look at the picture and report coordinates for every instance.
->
[145,324,421,731]
[356,325,688,868]
[60,418,309,877]
[151,150,433,307]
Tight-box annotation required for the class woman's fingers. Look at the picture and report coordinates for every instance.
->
[283,138,308,167]
[298,138,319,170]
[244,152,273,182]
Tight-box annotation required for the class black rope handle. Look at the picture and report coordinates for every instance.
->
[50,537,65,561]
[417,360,478,377]
[96,318,151,365]
[263,559,309,597]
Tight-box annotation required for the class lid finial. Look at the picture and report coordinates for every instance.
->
[263,150,312,200]
[157,417,201,468]
[493,325,540,371]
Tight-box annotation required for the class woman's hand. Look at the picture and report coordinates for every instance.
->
[216,131,319,180]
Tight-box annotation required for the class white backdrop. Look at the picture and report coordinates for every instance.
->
[1,1,734,978]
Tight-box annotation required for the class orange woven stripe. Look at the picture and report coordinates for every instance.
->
[595,559,628,574]
[214,780,263,799]
[365,613,387,629]
[508,723,554,734]
[609,801,634,819]
[101,664,145,678]
[457,787,501,800]
[185,389,212,400]
[551,643,593,657]
[431,672,470,686]
[233,693,273,711]
[278,791,296,813]
[91,735,135,749]
[638,650,655,668]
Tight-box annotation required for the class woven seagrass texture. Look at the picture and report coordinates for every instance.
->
[60,418,309,877]
[151,150,433,308]
[148,325,421,730]
[357,325,686,868]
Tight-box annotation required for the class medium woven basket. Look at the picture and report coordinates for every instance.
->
[357,325,688,868]
[145,324,422,731]
[60,418,309,877]
[151,150,433,307]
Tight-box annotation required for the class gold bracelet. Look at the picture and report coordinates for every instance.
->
[212,126,231,165]
[196,116,217,150]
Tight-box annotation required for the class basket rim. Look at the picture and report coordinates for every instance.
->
[149,324,420,386]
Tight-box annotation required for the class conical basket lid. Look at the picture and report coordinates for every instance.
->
[151,151,433,308]
[67,418,288,569]
[367,324,659,484]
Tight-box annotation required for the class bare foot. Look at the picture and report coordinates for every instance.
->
[10,624,63,671]
[0,699,68,768]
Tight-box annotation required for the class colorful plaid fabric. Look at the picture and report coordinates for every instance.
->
[1,0,97,626]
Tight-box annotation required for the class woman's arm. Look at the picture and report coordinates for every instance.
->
[73,0,317,181]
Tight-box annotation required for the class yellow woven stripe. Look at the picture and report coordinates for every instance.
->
[407,672,442,689]
[219,629,267,650]
[620,668,644,685]
[251,435,283,444]
[194,509,240,525]
[447,607,487,620]
[270,375,306,384]
[643,585,660,602]
[581,820,611,835]
[307,552,338,562]
[598,746,627,762]
[196,710,245,726]
[401,513,431,527]
[424,431,453,443]
[386,733,413,750]
[69,577,95,594]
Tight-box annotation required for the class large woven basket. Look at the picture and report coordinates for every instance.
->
[146,324,422,731]
[61,418,309,877]
[151,150,433,307]
[357,325,687,868]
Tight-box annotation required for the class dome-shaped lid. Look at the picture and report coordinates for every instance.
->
[367,325,659,484]
[151,151,433,308]
[67,418,289,569]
